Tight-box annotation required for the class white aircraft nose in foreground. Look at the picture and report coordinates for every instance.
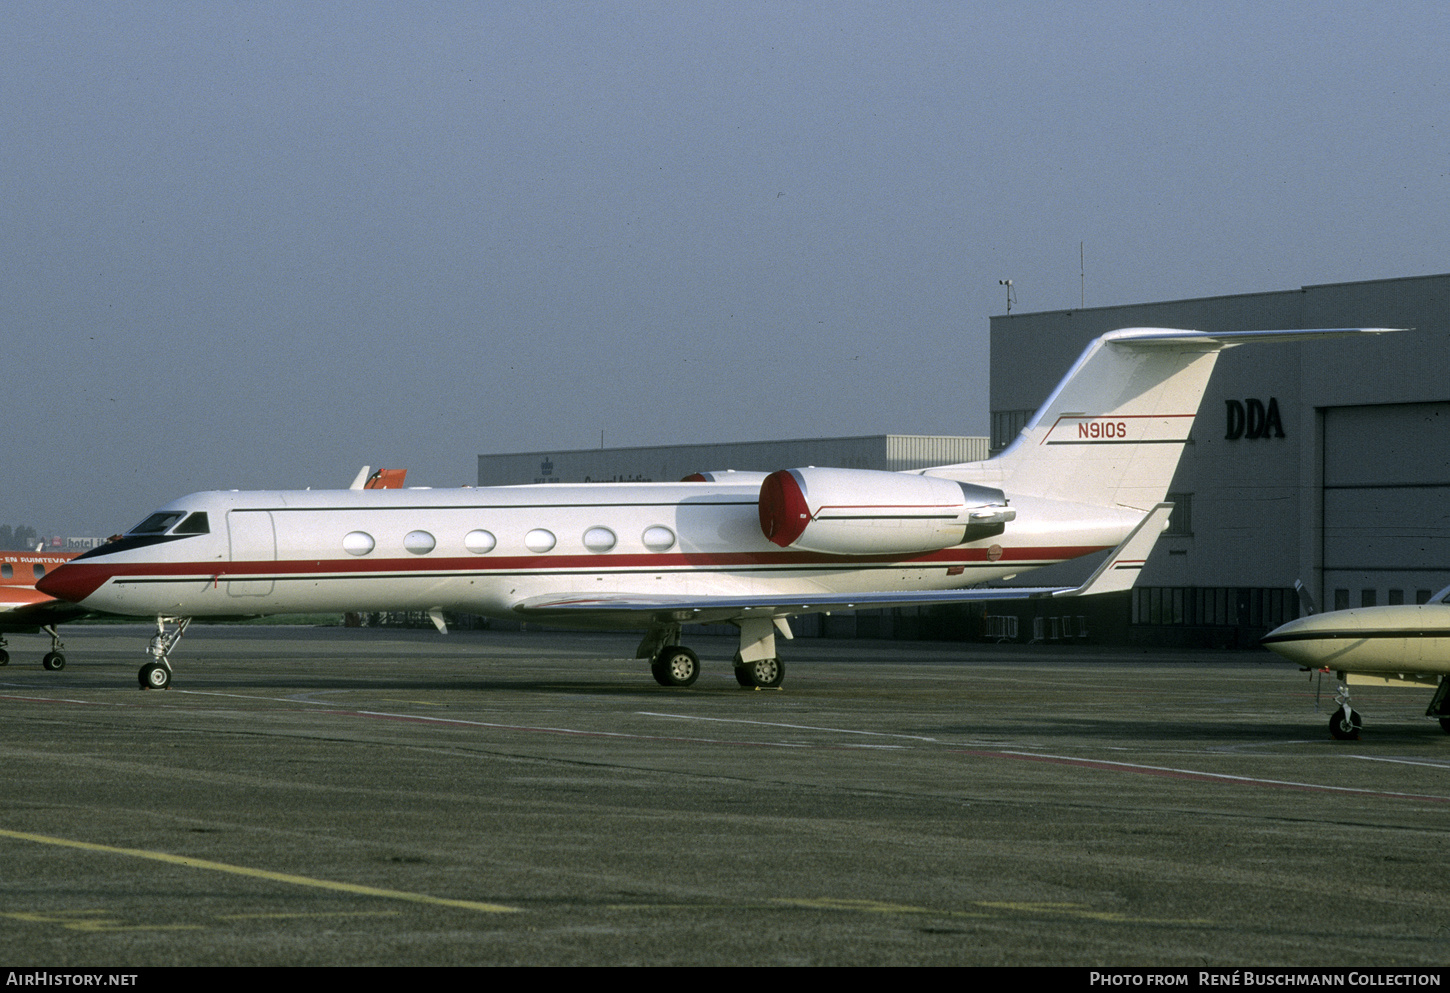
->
[1262,584,1450,739]
[39,326,1399,691]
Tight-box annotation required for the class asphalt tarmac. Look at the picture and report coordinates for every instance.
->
[2,624,1448,967]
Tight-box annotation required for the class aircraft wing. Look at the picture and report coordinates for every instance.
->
[0,588,89,630]
[512,501,1174,624]
[512,585,1068,625]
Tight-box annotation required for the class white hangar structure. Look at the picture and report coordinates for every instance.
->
[474,272,1448,647]
[991,272,1450,645]
[477,435,989,488]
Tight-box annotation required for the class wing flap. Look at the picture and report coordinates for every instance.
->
[513,586,1068,625]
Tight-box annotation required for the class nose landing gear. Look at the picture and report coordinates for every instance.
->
[139,617,191,690]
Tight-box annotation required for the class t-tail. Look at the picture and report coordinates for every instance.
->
[927,327,1403,513]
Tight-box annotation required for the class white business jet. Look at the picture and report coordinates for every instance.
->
[37,326,1396,690]
[1262,584,1450,739]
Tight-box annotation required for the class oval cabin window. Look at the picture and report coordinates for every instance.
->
[642,526,676,552]
[525,529,556,553]
[464,529,496,554]
[583,527,616,552]
[404,531,436,555]
[343,531,376,556]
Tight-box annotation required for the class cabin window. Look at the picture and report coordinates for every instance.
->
[131,511,185,534]
[1,564,11,579]
[404,531,436,555]
[464,530,496,554]
[173,512,210,535]
[525,529,556,553]
[583,527,616,552]
[33,564,45,579]
[642,526,675,552]
[343,531,375,556]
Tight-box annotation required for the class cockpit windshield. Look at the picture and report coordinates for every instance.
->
[173,512,210,535]
[129,512,186,535]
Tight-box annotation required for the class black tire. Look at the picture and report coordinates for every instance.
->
[653,646,699,687]
[0,649,8,666]
[42,652,65,671]
[1328,706,1362,740]
[754,658,788,690]
[736,657,784,688]
[139,662,171,690]
[1439,717,1450,735]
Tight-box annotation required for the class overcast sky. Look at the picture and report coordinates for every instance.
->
[5,1,1447,537]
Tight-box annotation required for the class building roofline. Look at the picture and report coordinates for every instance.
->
[992,271,1450,321]
[479,434,987,460]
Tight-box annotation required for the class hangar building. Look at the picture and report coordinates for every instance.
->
[991,272,1450,645]
[477,435,989,487]
[474,272,1448,647]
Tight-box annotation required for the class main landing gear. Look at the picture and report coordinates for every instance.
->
[1426,677,1450,736]
[638,616,792,689]
[139,616,191,690]
[41,625,66,671]
[0,628,67,670]
[1322,672,1450,739]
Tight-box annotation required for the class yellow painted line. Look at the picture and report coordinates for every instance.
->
[0,829,518,914]
[218,911,402,920]
[1,910,203,933]
[773,897,985,917]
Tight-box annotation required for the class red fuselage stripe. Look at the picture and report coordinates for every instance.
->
[37,545,1109,601]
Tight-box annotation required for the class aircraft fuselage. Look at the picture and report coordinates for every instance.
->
[41,481,1131,626]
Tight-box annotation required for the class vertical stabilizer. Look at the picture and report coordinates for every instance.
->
[931,327,1401,512]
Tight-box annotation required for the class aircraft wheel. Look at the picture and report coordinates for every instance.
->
[736,657,784,688]
[0,649,8,666]
[42,652,65,671]
[1438,718,1450,735]
[139,663,171,691]
[652,646,699,687]
[1328,706,1362,741]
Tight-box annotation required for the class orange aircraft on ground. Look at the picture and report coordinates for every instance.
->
[1,549,85,668]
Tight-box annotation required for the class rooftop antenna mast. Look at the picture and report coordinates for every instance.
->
[999,279,1016,314]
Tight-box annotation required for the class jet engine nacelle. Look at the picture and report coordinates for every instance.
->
[759,467,1014,555]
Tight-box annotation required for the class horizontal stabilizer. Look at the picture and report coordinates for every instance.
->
[1050,503,1173,599]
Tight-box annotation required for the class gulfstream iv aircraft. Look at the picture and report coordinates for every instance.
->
[1262,585,1450,739]
[37,326,1396,690]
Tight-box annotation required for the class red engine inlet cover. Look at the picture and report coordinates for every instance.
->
[759,470,811,547]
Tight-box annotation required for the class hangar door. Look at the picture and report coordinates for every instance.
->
[1322,402,1450,609]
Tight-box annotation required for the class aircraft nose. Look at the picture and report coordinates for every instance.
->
[35,562,110,604]
[1260,615,1324,665]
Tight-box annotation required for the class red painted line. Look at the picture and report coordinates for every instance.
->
[40,545,1111,593]
[955,749,1450,803]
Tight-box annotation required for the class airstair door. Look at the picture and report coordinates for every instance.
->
[227,511,276,597]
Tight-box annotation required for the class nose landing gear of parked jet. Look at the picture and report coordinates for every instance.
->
[139,616,191,690]
[1328,675,1362,740]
